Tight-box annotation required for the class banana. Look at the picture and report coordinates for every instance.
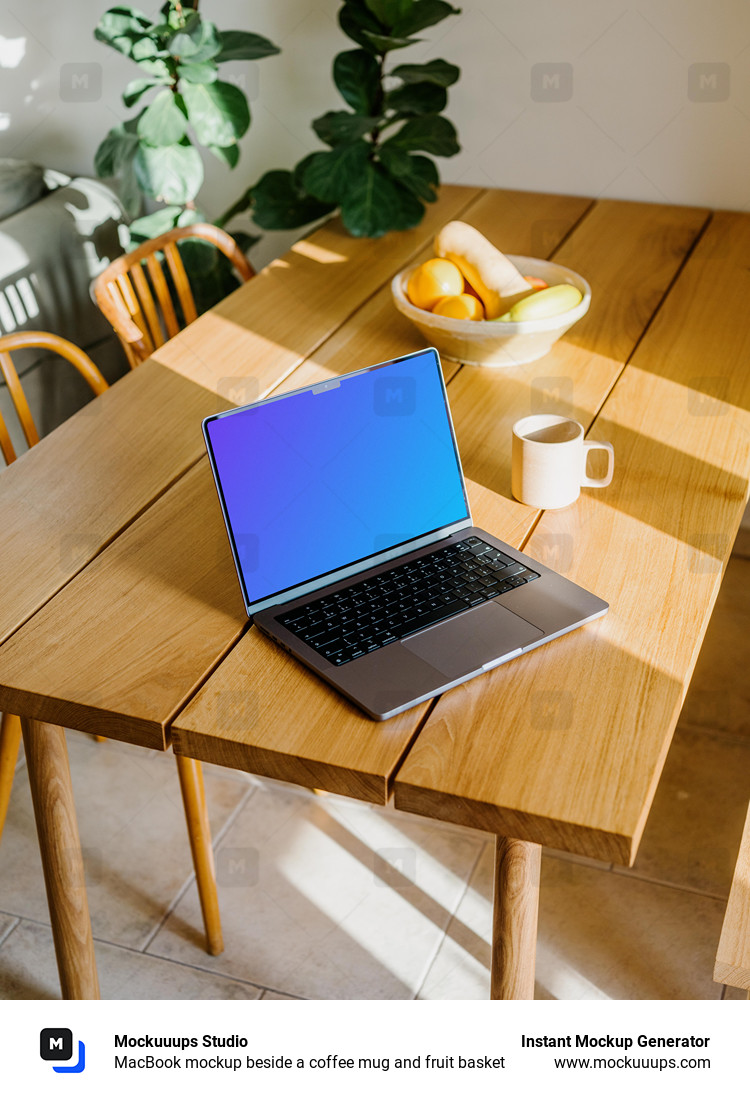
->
[497,284,583,322]
[434,221,532,319]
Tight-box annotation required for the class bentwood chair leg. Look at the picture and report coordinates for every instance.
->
[490,835,541,999]
[0,712,23,842]
[20,717,100,999]
[175,755,224,956]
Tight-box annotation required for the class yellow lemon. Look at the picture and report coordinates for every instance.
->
[406,258,464,311]
[433,293,485,321]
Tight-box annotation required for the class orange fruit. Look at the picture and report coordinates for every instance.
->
[433,293,485,321]
[524,276,548,289]
[407,258,464,311]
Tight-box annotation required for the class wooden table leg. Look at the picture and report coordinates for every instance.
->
[21,718,100,999]
[0,712,23,841]
[175,755,224,956]
[491,835,541,999]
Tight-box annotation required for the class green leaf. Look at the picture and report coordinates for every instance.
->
[177,207,205,228]
[301,141,371,204]
[313,110,379,146]
[123,76,163,107]
[291,152,323,194]
[231,229,261,253]
[388,181,426,231]
[388,114,460,155]
[182,80,250,146]
[134,139,204,204]
[339,160,417,237]
[119,162,142,219]
[177,236,242,314]
[361,30,420,51]
[94,118,142,217]
[131,36,167,62]
[94,122,139,177]
[393,1,461,37]
[249,170,336,230]
[94,6,152,58]
[137,89,188,146]
[390,58,460,87]
[333,50,381,114]
[338,4,386,52]
[127,204,182,242]
[364,0,412,24]
[177,60,218,83]
[96,120,142,217]
[137,57,171,79]
[215,30,280,62]
[207,143,240,168]
[377,146,439,202]
[169,15,222,62]
[149,21,173,46]
[177,236,223,275]
[385,81,447,115]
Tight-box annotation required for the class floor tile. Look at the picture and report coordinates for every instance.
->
[679,556,750,742]
[0,731,252,949]
[148,780,483,999]
[616,727,750,897]
[0,912,18,947]
[0,920,263,1000]
[420,846,728,1000]
[417,842,493,1000]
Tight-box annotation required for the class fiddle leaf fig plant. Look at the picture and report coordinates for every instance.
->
[93,1,279,242]
[219,0,462,239]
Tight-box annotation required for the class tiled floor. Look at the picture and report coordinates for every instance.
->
[1,553,748,1000]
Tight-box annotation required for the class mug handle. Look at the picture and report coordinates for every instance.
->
[581,440,614,488]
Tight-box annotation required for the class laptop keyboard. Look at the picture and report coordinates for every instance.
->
[277,537,540,667]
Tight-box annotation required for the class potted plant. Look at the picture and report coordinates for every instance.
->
[220,0,462,239]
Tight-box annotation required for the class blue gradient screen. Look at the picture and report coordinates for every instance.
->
[204,350,469,607]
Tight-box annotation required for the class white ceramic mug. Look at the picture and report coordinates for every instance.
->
[511,414,614,509]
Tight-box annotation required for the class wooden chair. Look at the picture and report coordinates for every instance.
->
[0,331,223,954]
[715,801,750,997]
[93,224,255,368]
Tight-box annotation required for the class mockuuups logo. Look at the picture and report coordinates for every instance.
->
[40,1028,86,1074]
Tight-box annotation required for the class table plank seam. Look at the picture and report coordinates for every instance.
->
[578,207,713,431]
[162,620,252,741]
[543,195,599,264]
[0,450,208,652]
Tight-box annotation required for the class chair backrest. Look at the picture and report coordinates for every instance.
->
[0,330,108,464]
[93,223,255,368]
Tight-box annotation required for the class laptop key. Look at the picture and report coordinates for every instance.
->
[492,562,525,581]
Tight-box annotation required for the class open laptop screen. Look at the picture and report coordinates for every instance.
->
[204,348,469,608]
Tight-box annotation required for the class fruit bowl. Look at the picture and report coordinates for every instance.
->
[391,255,591,367]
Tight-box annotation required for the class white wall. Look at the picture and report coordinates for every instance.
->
[2,0,749,270]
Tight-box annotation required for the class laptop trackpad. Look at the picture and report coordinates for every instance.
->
[402,600,544,679]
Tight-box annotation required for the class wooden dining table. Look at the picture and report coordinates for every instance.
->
[0,185,748,1000]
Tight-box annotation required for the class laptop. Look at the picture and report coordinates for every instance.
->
[202,347,608,720]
